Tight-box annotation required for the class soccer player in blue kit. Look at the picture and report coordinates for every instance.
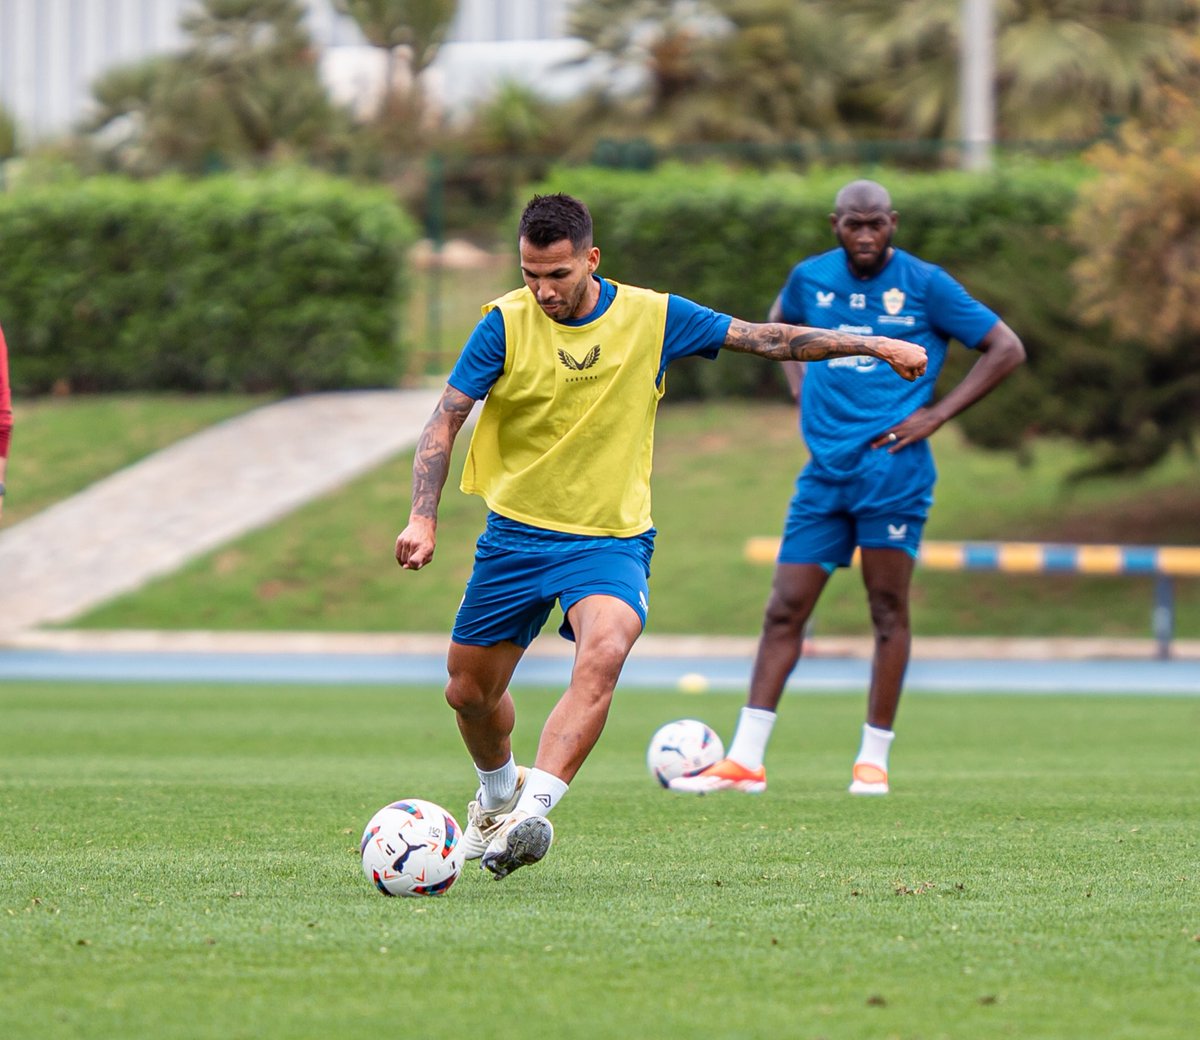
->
[672,179,1026,797]
[395,193,927,879]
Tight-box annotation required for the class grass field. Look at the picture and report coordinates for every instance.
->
[46,398,1200,639]
[2,678,1196,1040]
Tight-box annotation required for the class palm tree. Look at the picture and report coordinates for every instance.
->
[567,0,724,109]
[566,0,848,150]
[181,0,338,155]
[710,0,850,143]
[86,0,342,173]
[334,0,459,113]
[844,0,1200,145]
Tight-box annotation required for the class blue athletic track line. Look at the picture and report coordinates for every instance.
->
[1,648,1198,696]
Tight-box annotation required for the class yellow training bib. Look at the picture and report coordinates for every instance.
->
[460,281,669,536]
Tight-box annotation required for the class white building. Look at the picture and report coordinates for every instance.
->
[0,0,588,144]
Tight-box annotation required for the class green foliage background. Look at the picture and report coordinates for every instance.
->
[532,162,1090,454]
[0,169,416,394]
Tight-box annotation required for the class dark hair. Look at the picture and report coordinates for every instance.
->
[518,193,593,251]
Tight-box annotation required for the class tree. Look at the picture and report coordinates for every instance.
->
[334,0,458,116]
[844,0,1200,146]
[565,0,857,153]
[88,57,228,173]
[0,102,17,160]
[87,0,343,173]
[565,0,1200,162]
[1065,87,1200,475]
[446,80,570,221]
[335,0,458,77]
[568,0,721,103]
[180,0,339,155]
[708,0,850,143]
[564,0,728,147]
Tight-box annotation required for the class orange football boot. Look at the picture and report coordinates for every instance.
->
[668,758,767,794]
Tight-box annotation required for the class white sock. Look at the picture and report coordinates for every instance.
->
[476,756,518,811]
[726,706,777,771]
[855,724,895,770]
[515,767,569,817]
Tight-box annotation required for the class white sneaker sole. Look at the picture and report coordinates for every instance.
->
[668,776,766,795]
[481,815,554,879]
[848,780,889,795]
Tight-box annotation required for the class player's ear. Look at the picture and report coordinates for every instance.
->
[586,245,600,273]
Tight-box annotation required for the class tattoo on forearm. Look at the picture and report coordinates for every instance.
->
[410,392,472,520]
[725,319,875,362]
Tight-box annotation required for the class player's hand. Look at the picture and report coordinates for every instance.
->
[872,406,943,453]
[395,518,436,571]
[880,339,927,381]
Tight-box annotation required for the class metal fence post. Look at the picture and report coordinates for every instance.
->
[1152,574,1175,660]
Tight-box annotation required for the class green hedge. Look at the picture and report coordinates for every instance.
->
[529,162,1093,448]
[0,170,416,394]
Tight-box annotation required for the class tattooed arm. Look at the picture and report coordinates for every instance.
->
[395,385,477,571]
[723,318,928,381]
[766,294,804,400]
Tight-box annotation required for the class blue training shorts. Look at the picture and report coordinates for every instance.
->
[452,540,652,648]
[778,443,935,569]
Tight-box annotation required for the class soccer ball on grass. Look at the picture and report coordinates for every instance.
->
[646,718,724,787]
[360,799,465,896]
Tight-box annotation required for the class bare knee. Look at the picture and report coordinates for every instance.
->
[762,585,813,638]
[572,632,633,694]
[866,588,909,640]
[444,669,501,718]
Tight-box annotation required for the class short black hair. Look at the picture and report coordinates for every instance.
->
[519,193,593,252]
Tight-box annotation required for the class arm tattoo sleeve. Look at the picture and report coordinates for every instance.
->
[410,388,474,520]
[724,318,875,362]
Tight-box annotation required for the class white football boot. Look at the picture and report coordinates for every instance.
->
[480,810,554,879]
[461,765,528,860]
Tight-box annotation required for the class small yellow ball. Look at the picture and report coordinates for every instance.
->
[677,672,709,693]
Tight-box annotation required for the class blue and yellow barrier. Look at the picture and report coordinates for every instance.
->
[744,538,1200,659]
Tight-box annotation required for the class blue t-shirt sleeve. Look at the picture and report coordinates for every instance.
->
[926,268,998,350]
[452,290,734,393]
[777,263,807,324]
[447,308,507,399]
[659,295,733,379]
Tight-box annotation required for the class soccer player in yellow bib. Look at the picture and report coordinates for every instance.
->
[394,193,927,880]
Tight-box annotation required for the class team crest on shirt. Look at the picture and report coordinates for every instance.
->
[883,288,905,315]
[557,345,601,371]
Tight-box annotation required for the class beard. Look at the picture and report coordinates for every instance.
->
[539,274,591,320]
[840,229,894,278]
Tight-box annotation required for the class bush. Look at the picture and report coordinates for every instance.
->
[527,162,1093,451]
[0,169,416,394]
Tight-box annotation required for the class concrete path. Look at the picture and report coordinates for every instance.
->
[0,389,440,635]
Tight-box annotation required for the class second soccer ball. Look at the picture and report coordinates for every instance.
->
[646,718,724,788]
